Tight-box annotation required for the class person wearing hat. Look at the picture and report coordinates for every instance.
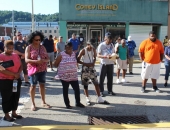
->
[77,39,110,105]
[126,36,136,74]
[97,32,116,97]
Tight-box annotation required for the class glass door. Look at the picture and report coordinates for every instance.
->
[90,30,101,48]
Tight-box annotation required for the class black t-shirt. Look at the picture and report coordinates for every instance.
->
[14,40,28,54]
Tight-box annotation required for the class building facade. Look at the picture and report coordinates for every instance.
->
[2,22,59,37]
[59,0,168,54]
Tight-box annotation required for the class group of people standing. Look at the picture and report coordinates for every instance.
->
[0,30,168,122]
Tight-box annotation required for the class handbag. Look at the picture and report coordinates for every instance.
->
[27,45,41,76]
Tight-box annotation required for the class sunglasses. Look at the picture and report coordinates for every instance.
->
[34,39,41,41]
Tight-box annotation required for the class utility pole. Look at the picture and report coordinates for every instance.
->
[12,10,14,37]
[31,0,34,32]
[168,0,170,38]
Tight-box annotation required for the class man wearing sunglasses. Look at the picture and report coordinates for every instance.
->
[14,32,30,86]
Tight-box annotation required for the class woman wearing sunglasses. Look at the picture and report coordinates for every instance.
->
[25,31,51,111]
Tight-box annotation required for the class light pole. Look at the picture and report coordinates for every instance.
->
[31,0,34,32]
[168,0,170,38]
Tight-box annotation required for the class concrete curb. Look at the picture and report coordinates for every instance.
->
[0,122,170,130]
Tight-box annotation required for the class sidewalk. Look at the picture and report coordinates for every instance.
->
[0,63,170,129]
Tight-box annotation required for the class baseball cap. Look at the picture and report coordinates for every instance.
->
[128,36,132,41]
[59,36,63,38]
[105,32,111,37]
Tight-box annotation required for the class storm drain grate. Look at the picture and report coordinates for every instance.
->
[88,116,150,125]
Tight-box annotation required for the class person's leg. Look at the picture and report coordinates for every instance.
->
[21,60,29,85]
[122,69,127,79]
[0,80,14,120]
[150,63,161,92]
[107,64,114,93]
[70,80,81,105]
[99,64,107,93]
[29,74,38,110]
[117,69,121,79]
[129,56,134,73]
[60,80,70,107]
[164,64,170,87]
[50,52,54,70]
[12,79,22,118]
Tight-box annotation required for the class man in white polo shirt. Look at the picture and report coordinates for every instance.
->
[97,32,115,97]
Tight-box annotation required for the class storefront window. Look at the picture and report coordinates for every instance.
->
[67,27,87,42]
[106,26,125,40]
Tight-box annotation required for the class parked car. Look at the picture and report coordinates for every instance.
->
[0,36,11,40]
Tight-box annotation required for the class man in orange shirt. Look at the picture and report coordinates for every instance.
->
[138,31,164,93]
[53,36,58,58]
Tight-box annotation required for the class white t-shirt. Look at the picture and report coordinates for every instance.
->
[97,42,115,65]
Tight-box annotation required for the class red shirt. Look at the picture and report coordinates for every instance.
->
[0,53,21,80]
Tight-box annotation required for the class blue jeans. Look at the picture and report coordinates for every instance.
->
[165,63,170,80]
[29,71,46,86]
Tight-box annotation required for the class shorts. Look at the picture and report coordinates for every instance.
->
[48,52,54,62]
[21,59,28,75]
[29,71,46,86]
[116,59,127,69]
[141,61,161,80]
[81,66,98,86]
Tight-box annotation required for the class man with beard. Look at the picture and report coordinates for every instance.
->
[138,31,164,93]
[0,37,5,53]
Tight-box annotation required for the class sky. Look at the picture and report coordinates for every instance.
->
[0,0,59,14]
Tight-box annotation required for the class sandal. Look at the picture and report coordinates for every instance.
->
[31,105,36,111]
[42,103,51,108]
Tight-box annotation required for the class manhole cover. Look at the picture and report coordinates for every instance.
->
[88,116,150,125]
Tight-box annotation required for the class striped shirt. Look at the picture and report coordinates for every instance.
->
[58,51,78,81]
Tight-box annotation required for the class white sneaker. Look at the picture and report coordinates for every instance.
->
[86,97,91,106]
[121,79,126,83]
[116,79,120,84]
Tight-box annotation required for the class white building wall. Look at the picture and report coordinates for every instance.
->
[129,25,152,55]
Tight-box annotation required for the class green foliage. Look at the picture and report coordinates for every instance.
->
[0,11,59,24]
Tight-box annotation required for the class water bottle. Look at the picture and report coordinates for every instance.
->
[13,80,18,92]
[37,55,41,60]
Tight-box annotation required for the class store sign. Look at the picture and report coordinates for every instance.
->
[75,4,118,11]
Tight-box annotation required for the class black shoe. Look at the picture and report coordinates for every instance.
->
[100,92,105,97]
[130,72,133,74]
[12,114,23,119]
[66,105,72,109]
[3,117,15,122]
[152,86,160,93]
[164,82,167,87]
[108,91,116,96]
[76,103,85,108]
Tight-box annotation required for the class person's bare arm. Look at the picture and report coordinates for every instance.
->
[77,49,85,65]
[25,46,42,64]
[93,48,97,65]
[165,55,170,60]
[41,46,50,63]
[13,50,24,56]
[53,55,62,67]
[139,52,144,61]
[160,53,164,61]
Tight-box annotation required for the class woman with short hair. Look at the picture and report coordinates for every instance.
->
[25,31,51,111]
[53,42,85,109]
[0,40,23,122]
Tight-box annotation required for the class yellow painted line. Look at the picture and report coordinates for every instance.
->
[0,123,170,130]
